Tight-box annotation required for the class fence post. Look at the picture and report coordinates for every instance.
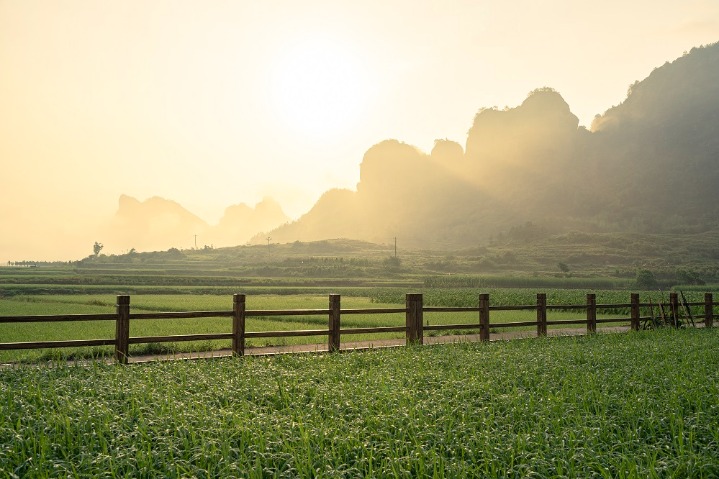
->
[669,292,679,328]
[232,294,246,356]
[329,294,341,352]
[587,293,597,334]
[417,294,424,345]
[537,293,547,337]
[115,295,130,364]
[479,293,490,341]
[406,293,423,345]
[630,293,640,331]
[705,293,714,328]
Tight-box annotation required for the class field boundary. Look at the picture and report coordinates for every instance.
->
[1,292,716,364]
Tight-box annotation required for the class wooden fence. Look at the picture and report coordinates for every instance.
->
[0,292,716,364]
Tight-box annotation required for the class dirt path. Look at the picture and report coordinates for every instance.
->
[127,326,630,364]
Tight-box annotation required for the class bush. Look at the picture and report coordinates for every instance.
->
[635,269,658,289]
[383,256,401,272]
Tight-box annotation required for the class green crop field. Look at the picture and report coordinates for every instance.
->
[1,329,717,477]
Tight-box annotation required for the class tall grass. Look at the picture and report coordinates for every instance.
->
[369,287,708,311]
[1,329,717,477]
[424,274,630,290]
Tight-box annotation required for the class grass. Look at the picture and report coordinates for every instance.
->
[0,292,643,363]
[1,329,718,477]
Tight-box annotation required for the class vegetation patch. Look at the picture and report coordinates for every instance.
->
[1,329,718,477]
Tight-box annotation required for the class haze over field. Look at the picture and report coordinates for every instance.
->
[1,1,718,262]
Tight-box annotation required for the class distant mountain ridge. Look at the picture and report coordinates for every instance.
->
[105,42,719,253]
[259,42,719,248]
[104,195,289,252]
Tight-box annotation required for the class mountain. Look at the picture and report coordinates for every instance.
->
[587,43,719,227]
[262,42,719,248]
[211,198,290,246]
[103,195,290,252]
[104,195,209,252]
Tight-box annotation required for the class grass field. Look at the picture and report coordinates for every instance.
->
[1,329,717,477]
[0,290,654,363]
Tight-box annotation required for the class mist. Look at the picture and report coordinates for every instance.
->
[2,0,718,262]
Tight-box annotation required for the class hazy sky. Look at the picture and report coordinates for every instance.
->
[1,0,718,261]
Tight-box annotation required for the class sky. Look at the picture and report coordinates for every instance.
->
[1,0,718,261]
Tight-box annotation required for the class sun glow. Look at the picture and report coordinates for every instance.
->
[270,36,371,140]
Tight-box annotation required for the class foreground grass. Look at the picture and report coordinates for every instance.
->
[1,329,718,477]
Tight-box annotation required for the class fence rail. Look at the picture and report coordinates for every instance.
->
[1,292,716,364]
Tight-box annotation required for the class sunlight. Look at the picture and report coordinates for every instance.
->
[270,35,370,140]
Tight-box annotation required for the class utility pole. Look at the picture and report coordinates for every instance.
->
[194,234,198,249]
[394,237,397,258]
[266,236,271,259]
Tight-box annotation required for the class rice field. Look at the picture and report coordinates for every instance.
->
[1,329,717,477]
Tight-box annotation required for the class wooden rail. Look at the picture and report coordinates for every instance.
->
[0,292,716,364]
